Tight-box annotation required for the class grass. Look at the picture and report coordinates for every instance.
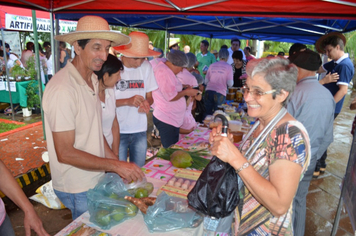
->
[0,122,25,133]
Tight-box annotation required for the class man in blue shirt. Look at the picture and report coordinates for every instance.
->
[314,32,355,177]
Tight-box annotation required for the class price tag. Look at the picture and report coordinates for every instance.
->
[9,82,16,92]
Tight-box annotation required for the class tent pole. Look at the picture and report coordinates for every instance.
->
[31,10,46,140]
[209,36,212,51]
[165,30,169,57]
[0,29,15,121]
[54,18,60,73]
[49,11,56,74]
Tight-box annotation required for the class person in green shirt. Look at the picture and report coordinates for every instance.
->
[196,40,216,79]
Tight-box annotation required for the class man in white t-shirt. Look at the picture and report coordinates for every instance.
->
[227,37,246,65]
[113,32,161,167]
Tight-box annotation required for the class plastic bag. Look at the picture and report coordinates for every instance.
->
[87,173,138,230]
[123,177,154,197]
[143,192,203,232]
[29,180,66,209]
[187,156,239,218]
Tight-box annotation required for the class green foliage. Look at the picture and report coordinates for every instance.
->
[10,64,26,78]
[0,122,25,133]
[26,57,37,79]
[25,80,40,108]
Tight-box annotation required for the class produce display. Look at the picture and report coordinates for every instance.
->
[156,147,210,170]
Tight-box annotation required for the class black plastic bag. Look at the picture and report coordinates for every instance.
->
[187,156,239,218]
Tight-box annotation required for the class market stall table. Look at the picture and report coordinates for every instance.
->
[56,127,212,236]
[0,80,44,107]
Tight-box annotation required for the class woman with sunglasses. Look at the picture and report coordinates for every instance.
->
[209,57,311,235]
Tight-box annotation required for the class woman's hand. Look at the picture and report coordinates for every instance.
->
[183,88,201,97]
[209,126,240,164]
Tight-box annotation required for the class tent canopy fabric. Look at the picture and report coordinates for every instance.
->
[1,0,356,19]
[55,14,356,44]
[0,0,355,43]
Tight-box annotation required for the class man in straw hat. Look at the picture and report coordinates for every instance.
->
[113,31,161,167]
[288,49,335,236]
[314,32,354,178]
[42,15,144,220]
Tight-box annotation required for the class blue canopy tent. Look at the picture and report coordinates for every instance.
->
[53,14,356,44]
[1,0,356,44]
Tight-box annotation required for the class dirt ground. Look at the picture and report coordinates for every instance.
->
[1,92,355,235]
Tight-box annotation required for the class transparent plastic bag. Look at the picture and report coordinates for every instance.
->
[143,192,203,232]
[87,173,138,230]
[123,177,154,197]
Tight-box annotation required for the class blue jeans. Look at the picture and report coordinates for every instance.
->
[204,90,226,118]
[0,214,15,236]
[153,115,180,148]
[119,132,147,167]
[54,189,88,220]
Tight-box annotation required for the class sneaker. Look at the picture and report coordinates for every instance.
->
[320,167,326,174]
[313,171,320,178]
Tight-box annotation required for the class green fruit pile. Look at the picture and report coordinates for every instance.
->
[92,198,138,228]
[127,182,154,198]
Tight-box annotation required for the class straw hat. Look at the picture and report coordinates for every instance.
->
[55,15,130,47]
[113,32,161,58]
[169,40,179,48]
[315,32,346,53]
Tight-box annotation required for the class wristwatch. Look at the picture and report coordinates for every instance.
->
[236,162,250,174]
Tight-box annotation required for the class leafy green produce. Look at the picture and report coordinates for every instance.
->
[156,147,211,170]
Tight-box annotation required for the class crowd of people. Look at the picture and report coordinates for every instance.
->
[0,14,354,236]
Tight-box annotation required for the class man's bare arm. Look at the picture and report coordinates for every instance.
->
[52,130,144,181]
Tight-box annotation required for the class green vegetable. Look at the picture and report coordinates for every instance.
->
[156,147,211,170]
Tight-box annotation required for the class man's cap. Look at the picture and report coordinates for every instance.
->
[55,15,130,47]
[211,50,218,54]
[315,32,346,54]
[113,31,161,58]
[289,49,322,71]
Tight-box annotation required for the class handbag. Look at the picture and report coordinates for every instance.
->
[187,114,239,218]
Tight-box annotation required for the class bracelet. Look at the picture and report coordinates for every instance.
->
[236,162,250,174]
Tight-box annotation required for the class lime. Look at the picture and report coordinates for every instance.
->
[111,207,125,221]
[135,187,148,198]
[125,203,138,216]
[108,193,119,199]
[144,182,154,195]
[95,209,111,227]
